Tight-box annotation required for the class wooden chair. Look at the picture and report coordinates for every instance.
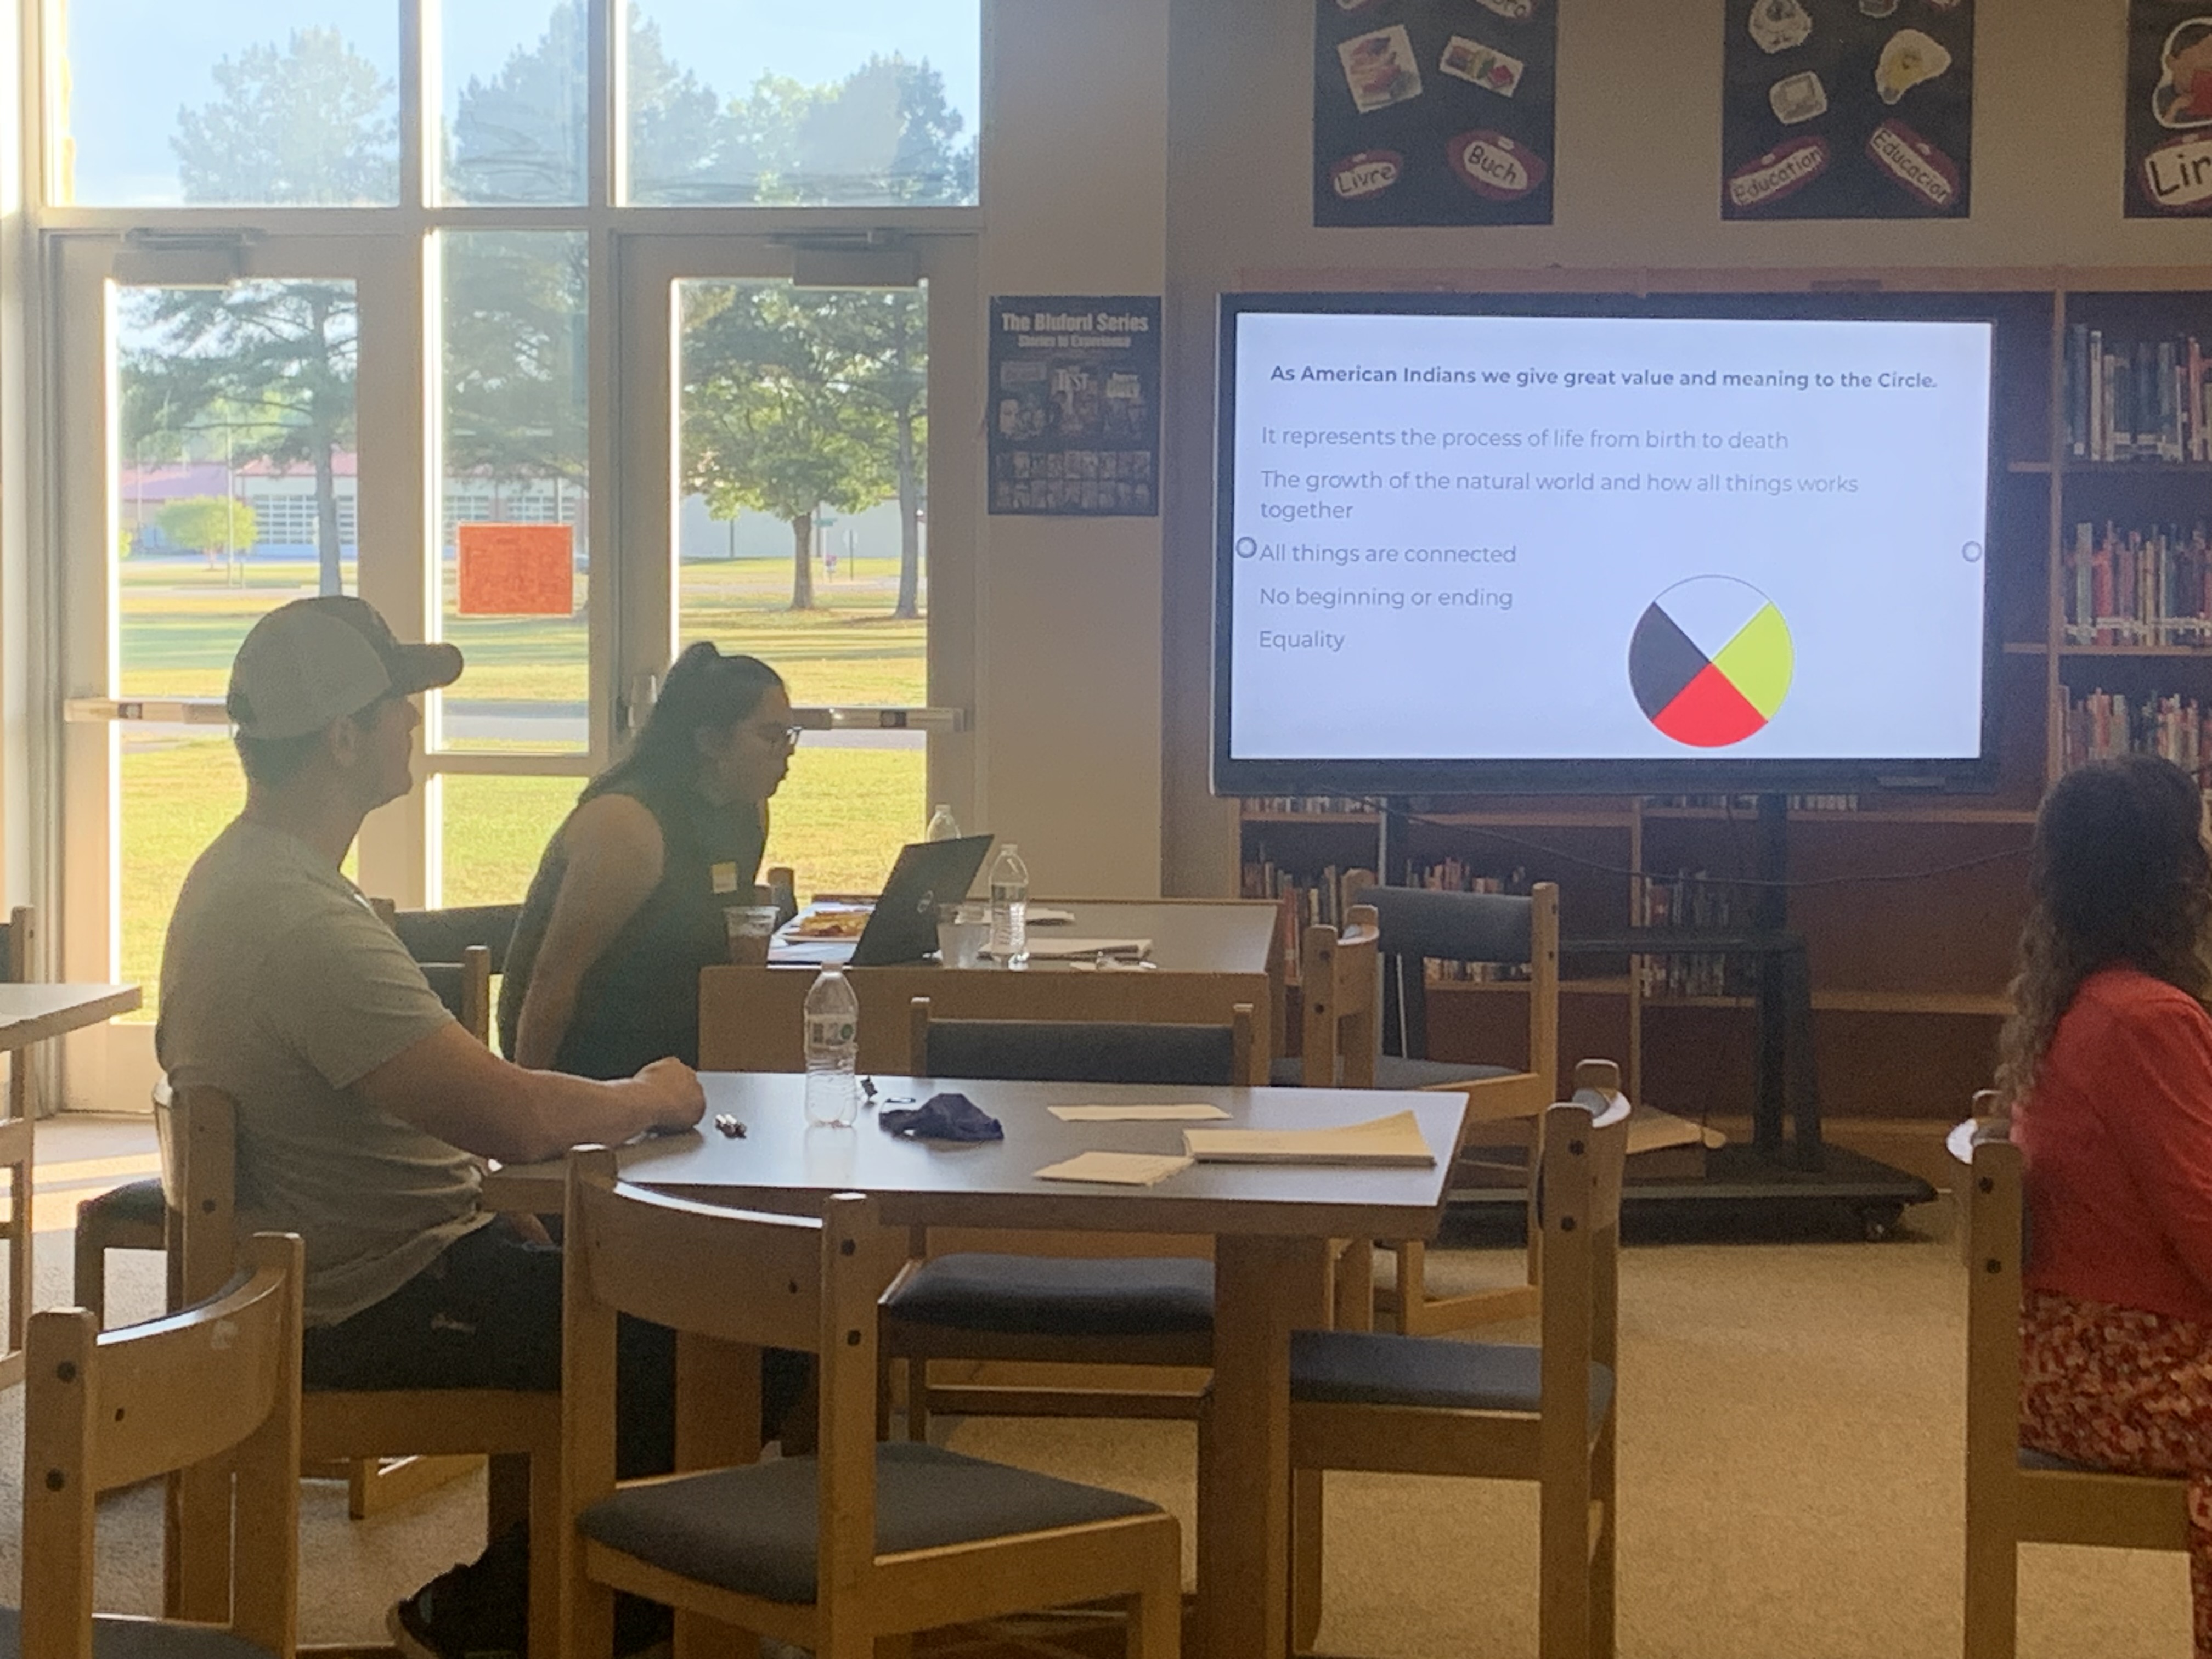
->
[1959,1126,2191,1659]
[1340,874,1560,1334]
[163,1085,564,1655]
[1223,1059,1627,1659]
[560,1148,1184,1659]
[14,1231,304,1659]
[883,1000,1258,1436]
[0,905,36,1376]
[72,908,503,1324]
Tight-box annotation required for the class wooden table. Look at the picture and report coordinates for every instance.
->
[0,983,140,1385]
[700,898,1286,1071]
[494,1074,1465,1659]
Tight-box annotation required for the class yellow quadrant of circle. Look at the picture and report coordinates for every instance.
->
[1708,602,1794,719]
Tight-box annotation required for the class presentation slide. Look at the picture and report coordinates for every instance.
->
[1224,310,1994,763]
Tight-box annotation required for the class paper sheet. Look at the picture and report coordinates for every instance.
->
[1048,1103,1232,1122]
[1026,906,1079,926]
[1182,1109,1436,1166]
[1034,1151,1196,1186]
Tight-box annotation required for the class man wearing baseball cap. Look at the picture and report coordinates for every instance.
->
[160,595,703,1658]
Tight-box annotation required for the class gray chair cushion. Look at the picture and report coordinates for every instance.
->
[78,1175,166,1229]
[885,1254,1214,1335]
[1272,1056,1516,1089]
[924,1020,1236,1087]
[1290,1329,1614,1428]
[578,1440,1160,1604]
[1374,1056,1517,1091]
[0,1609,273,1658]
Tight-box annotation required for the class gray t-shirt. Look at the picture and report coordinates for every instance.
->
[156,817,494,1325]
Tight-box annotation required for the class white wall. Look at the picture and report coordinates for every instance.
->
[1156,0,2211,894]
[971,0,1170,898]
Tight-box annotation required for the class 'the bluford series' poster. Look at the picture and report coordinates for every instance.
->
[1721,0,1974,221]
[2126,2,2212,216]
[988,297,1161,517]
[1313,0,1558,229]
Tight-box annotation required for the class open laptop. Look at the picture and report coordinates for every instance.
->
[770,834,995,967]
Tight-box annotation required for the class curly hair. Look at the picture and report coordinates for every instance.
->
[1995,754,2212,1108]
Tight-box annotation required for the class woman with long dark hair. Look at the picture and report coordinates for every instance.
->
[498,642,797,1077]
[2001,752,2212,1655]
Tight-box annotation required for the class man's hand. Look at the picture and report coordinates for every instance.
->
[634,1057,707,1134]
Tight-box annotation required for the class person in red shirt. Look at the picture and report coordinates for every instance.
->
[2002,752,2212,1655]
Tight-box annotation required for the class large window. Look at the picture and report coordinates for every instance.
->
[43,2,979,1065]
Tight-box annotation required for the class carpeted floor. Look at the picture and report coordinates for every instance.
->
[7,1127,2193,1657]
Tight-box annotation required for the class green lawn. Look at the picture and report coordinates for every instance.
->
[117,552,927,1019]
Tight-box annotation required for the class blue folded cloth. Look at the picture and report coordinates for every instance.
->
[879,1092,1005,1142]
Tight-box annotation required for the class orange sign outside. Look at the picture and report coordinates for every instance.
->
[456,522,575,617]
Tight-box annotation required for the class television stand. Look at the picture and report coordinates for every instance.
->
[1458,793,1936,1239]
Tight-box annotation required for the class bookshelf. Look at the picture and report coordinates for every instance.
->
[1234,272,2212,1130]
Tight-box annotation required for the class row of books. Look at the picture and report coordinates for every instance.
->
[2064,325,2212,463]
[2062,521,2212,646]
[1243,795,1370,815]
[1239,856,1355,980]
[1246,794,1866,815]
[2062,690,2212,778]
[1636,871,1755,1000]
[1644,794,1863,812]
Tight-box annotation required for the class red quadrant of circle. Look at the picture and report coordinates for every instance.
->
[1651,660,1769,748]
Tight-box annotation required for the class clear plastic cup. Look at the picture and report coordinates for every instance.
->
[724,904,781,966]
[936,901,990,969]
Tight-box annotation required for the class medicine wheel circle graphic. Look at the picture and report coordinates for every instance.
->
[1628,576,1795,748]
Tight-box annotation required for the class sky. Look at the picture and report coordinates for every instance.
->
[58,0,980,204]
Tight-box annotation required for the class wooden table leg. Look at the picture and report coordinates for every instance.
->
[1199,1234,1328,1659]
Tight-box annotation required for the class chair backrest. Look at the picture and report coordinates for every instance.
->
[390,902,524,977]
[561,1149,895,1609]
[1963,1128,2027,1516]
[1300,904,1379,1089]
[1536,1060,1631,1459]
[420,945,494,1044]
[0,904,32,984]
[1346,874,1559,1077]
[21,1231,303,1659]
[906,997,1260,1086]
[155,1085,241,1306]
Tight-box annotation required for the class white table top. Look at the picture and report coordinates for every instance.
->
[0,983,140,1048]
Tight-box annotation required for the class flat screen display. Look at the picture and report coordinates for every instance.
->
[1213,294,2001,797]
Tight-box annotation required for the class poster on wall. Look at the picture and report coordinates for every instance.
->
[1720,0,1973,222]
[1312,0,1558,229]
[988,297,1160,518]
[2126,2,2212,216]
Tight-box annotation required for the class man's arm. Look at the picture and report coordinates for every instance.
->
[356,1024,704,1165]
[512,794,664,1070]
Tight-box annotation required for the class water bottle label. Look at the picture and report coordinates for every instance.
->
[807,1015,855,1047]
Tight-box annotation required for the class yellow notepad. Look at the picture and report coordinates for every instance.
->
[1048,1103,1232,1122]
[1182,1109,1436,1166]
[1034,1152,1196,1186]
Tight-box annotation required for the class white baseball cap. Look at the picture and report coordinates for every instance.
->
[227,596,464,741]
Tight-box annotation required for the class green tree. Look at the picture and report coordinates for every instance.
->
[156,496,259,565]
[140,28,388,594]
[816,290,929,617]
[681,285,895,610]
[172,28,395,204]
[723,55,975,206]
[443,231,588,493]
[123,283,358,595]
[448,3,732,205]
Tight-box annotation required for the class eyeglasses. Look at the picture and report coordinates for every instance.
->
[754,723,803,749]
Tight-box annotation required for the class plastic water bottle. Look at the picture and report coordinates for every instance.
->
[989,843,1030,967]
[803,967,860,1127]
[924,803,962,842]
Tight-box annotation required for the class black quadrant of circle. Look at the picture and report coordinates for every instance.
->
[1628,603,1712,721]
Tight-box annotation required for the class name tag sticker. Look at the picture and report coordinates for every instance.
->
[710,862,741,895]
